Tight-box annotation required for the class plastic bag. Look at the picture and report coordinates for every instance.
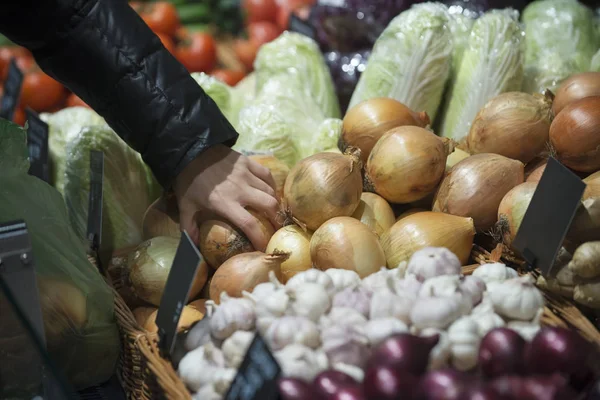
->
[0,120,120,390]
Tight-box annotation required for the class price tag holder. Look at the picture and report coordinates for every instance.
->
[288,13,316,39]
[0,58,23,121]
[25,108,50,183]
[86,150,104,269]
[512,157,586,277]
[224,333,282,400]
[156,231,202,356]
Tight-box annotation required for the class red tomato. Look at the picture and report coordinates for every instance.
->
[20,65,67,112]
[1,54,34,81]
[175,32,217,73]
[247,21,282,46]
[243,0,278,23]
[13,107,26,126]
[131,2,180,37]
[66,93,91,109]
[211,69,247,86]
[156,32,176,54]
[0,47,31,79]
[234,39,259,71]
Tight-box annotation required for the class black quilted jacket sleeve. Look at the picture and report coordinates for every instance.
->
[0,0,239,188]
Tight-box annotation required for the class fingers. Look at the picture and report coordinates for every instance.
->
[228,205,270,251]
[247,158,278,193]
[242,188,282,231]
[247,173,277,199]
[179,203,200,245]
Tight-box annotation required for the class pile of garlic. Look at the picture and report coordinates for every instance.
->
[178,247,545,399]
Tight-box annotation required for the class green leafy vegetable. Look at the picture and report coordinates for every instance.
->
[0,119,29,175]
[349,3,453,121]
[229,72,257,129]
[313,118,343,155]
[440,9,525,141]
[591,48,600,72]
[191,72,233,122]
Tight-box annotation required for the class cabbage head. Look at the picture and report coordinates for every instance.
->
[349,3,453,121]
[229,72,257,129]
[254,32,340,119]
[191,72,234,122]
[448,11,476,74]
[591,48,600,72]
[40,107,107,194]
[440,9,525,141]
[312,118,343,156]
[63,126,160,262]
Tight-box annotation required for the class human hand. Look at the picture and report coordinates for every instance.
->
[173,144,281,251]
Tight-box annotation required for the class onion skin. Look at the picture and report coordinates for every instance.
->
[366,126,453,204]
[525,162,547,183]
[497,182,538,245]
[363,365,419,400]
[553,72,600,116]
[367,333,439,376]
[467,92,553,163]
[313,370,358,399]
[342,97,430,163]
[310,216,386,278]
[284,151,363,231]
[549,96,600,172]
[249,154,290,200]
[142,194,181,240]
[278,378,319,399]
[188,299,207,314]
[433,153,525,232]
[266,225,312,283]
[446,148,470,173]
[143,306,204,333]
[133,306,156,328]
[380,212,475,267]
[583,170,600,201]
[418,368,473,400]
[395,208,427,223]
[351,192,396,235]
[478,328,527,378]
[209,251,288,303]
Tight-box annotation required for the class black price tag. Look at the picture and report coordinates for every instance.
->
[224,333,282,400]
[86,150,104,261]
[25,108,50,183]
[288,13,316,39]
[512,157,586,276]
[0,58,23,121]
[156,231,202,356]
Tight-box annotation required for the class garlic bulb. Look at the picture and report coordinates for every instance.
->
[420,328,451,370]
[178,342,227,391]
[320,307,368,329]
[209,294,256,340]
[332,286,373,317]
[471,293,494,315]
[265,316,320,351]
[474,313,505,336]
[288,282,332,322]
[213,368,236,395]
[448,316,481,372]
[254,287,290,334]
[487,275,544,321]
[369,289,414,323]
[365,318,409,346]
[390,274,423,298]
[472,263,518,284]
[192,385,221,400]
[411,294,466,329]
[222,330,255,368]
[286,269,335,296]
[460,275,486,306]
[248,272,282,303]
[419,275,463,298]
[274,344,329,381]
[325,269,362,292]
[333,363,365,383]
[406,247,462,282]
[507,320,541,341]
[361,267,402,292]
[321,324,370,368]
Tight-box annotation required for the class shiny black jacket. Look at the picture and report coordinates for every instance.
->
[0,0,238,188]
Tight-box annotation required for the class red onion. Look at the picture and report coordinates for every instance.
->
[418,368,473,400]
[313,370,358,399]
[329,385,366,400]
[525,327,592,376]
[489,376,525,398]
[521,375,578,400]
[478,328,526,378]
[458,385,513,400]
[278,377,318,400]
[363,365,418,400]
[367,333,439,376]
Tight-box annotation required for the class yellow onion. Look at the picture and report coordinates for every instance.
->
[198,209,275,268]
[248,154,290,200]
[126,236,208,306]
[380,212,475,267]
[341,98,430,163]
[467,91,553,163]
[365,126,453,204]
[142,194,181,240]
[550,96,600,172]
[525,159,548,183]
[567,198,600,245]
[433,154,525,232]
[395,208,427,222]
[209,251,289,303]
[583,171,600,200]
[188,299,208,314]
[351,192,396,235]
[497,182,538,245]
[266,225,312,283]
[143,306,204,333]
[284,151,363,231]
[310,217,386,278]
[553,72,600,115]
[133,307,156,328]
[446,148,470,173]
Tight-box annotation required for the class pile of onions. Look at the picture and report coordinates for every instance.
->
[134,305,204,333]
[266,225,313,283]
[188,299,207,314]
[567,197,600,244]
[380,211,475,267]
[549,96,600,172]
[552,72,600,115]
[248,154,290,200]
[351,192,395,235]
[283,151,363,231]
[395,208,427,222]
[497,182,538,245]
[142,194,181,240]
[341,97,430,163]
[433,153,525,232]
[198,209,275,268]
[446,148,470,172]
[525,159,547,183]
[365,126,453,204]
[126,236,208,306]
[310,216,386,278]
[466,91,554,163]
[209,251,288,303]
[583,170,600,200]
